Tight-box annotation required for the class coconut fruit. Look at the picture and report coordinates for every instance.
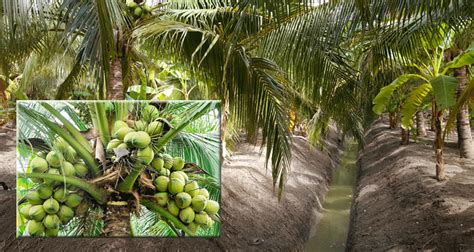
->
[58,205,74,223]
[54,188,68,203]
[203,216,215,229]
[65,194,82,208]
[143,105,159,122]
[146,121,163,136]
[143,4,152,13]
[114,126,134,141]
[43,214,61,229]
[175,171,189,182]
[187,222,200,235]
[170,172,185,183]
[151,157,164,171]
[126,0,137,9]
[185,181,199,196]
[30,157,48,173]
[46,151,63,167]
[43,198,60,214]
[194,212,209,225]
[191,195,207,212]
[175,192,192,209]
[179,207,195,224]
[133,120,147,131]
[154,176,169,192]
[27,220,45,237]
[44,168,60,185]
[74,162,88,177]
[26,191,43,205]
[37,184,53,199]
[168,178,185,195]
[106,139,122,153]
[196,188,210,200]
[45,227,59,237]
[29,205,46,221]
[20,204,32,219]
[137,146,154,164]
[37,151,47,159]
[125,131,151,148]
[112,120,129,134]
[163,154,173,169]
[159,168,170,177]
[154,192,168,206]
[61,161,76,176]
[53,137,69,152]
[204,200,219,215]
[64,146,77,163]
[167,200,180,217]
[172,157,185,171]
[134,6,143,17]
[116,143,129,151]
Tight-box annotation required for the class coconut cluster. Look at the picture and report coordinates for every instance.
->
[19,138,87,237]
[125,0,153,20]
[152,154,220,235]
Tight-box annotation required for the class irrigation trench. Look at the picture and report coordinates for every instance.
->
[305,140,358,251]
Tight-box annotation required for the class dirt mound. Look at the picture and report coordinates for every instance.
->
[347,120,474,251]
[0,128,341,251]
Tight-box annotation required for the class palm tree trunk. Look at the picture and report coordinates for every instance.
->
[416,110,427,137]
[108,57,124,100]
[389,112,396,129]
[103,203,131,236]
[401,128,410,145]
[454,66,474,159]
[434,104,445,181]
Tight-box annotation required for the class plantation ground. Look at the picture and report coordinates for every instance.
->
[347,119,474,251]
[0,127,341,251]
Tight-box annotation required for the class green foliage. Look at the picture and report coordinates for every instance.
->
[431,75,459,110]
[400,83,432,129]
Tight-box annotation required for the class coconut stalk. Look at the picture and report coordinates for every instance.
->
[92,102,110,147]
[40,102,93,153]
[141,199,193,236]
[19,173,107,204]
[118,161,144,193]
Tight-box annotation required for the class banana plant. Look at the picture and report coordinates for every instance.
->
[16,100,221,237]
[372,41,474,181]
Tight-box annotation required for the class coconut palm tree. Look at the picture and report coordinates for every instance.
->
[17,100,220,237]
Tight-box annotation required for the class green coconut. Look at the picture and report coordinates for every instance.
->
[170,172,185,183]
[106,139,122,153]
[58,205,74,223]
[133,120,147,131]
[36,151,47,159]
[134,6,143,17]
[143,4,152,13]
[30,157,49,173]
[114,126,134,141]
[172,157,185,171]
[20,204,32,219]
[74,162,88,177]
[61,161,76,176]
[167,200,180,217]
[64,146,77,163]
[154,192,169,206]
[137,146,154,164]
[175,192,192,209]
[194,212,209,225]
[203,217,215,229]
[44,168,61,186]
[151,157,164,171]
[187,222,200,235]
[116,143,129,151]
[196,188,210,200]
[159,168,170,177]
[37,184,53,199]
[168,178,185,195]
[204,200,220,215]
[54,188,68,203]
[191,195,208,212]
[163,154,173,169]
[53,137,69,152]
[126,0,137,8]
[154,176,169,192]
[43,198,60,214]
[46,151,63,167]
[146,121,163,136]
[125,131,151,148]
[143,105,159,122]
[179,207,195,224]
[112,120,129,133]
[175,171,189,182]
[43,214,61,229]
[29,205,46,221]
[185,181,200,197]
[65,194,82,208]
[27,220,45,237]
[45,227,59,237]
[26,191,43,205]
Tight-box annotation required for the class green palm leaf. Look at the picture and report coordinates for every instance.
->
[431,75,459,110]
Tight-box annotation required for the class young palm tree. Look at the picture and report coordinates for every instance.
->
[17,100,220,237]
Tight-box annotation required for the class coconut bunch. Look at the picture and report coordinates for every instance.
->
[151,154,220,235]
[19,184,83,237]
[125,0,153,20]
[18,137,88,237]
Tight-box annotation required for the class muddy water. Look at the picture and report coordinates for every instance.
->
[305,141,358,252]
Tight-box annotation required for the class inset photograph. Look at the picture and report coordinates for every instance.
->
[16,100,220,237]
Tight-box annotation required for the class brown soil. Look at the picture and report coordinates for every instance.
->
[347,120,474,251]
[0,127,341,251]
